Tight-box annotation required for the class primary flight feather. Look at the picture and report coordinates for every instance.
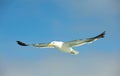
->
[16,31,105,55]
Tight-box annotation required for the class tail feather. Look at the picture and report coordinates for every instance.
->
[16,41,28,46]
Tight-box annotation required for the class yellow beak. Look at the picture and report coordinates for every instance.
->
[48,44,53,47]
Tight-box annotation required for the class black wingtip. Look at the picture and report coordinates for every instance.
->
[101,31,106,38]
[16,41,28,46]
[94,31,106,39]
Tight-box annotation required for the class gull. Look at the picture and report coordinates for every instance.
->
[16,31,105,55]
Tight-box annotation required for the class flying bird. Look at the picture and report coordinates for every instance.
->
[16,31,105,55]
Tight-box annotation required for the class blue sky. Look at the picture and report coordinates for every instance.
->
[0,0,119,76]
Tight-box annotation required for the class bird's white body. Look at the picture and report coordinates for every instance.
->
[49,41,79,55]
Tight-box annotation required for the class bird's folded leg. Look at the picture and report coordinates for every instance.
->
[70,50,79,55]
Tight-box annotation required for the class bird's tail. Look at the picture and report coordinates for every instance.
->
[16,41,29,46]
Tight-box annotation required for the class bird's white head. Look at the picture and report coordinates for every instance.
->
[48,41,63,48]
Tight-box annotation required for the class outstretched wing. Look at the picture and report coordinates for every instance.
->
[16,41,53,48]
[65,31,105,47]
